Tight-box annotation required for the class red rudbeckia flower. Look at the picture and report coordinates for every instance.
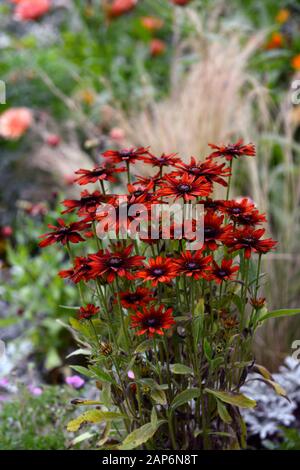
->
[172,250,212,280]
[208,139,256,161]
[157,173,212,201]
[130,305,175,337]
[172,157,231,187]
[223,227,277,259]
[116,287,155,310]
[107,0,137,18]
[62,190,107,216]
[137,256,177,286]
[142,152,181,168]
[79,304,99,320]
[88,244,145,282]
[39,219,88,247]
[220,198,266,226]
[210,259,239,284]
[203,212,233,250]
[74,164,125,185]
[102,147,149,164]
[59,256,93,284]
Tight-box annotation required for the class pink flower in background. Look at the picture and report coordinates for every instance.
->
[127,370,135,380]
[1,226,13,238]
[65,375,85,389]
[14,0,51,21]
[28,385,43,396]
[0,108,32,139]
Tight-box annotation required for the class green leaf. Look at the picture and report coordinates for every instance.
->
[171,388,201,411]
[135,339,153,353]
[217,400,232,424]
[151,407,158,429]
[170,363,193,375]
[151,388,167,406]
[88,366,113,383]
[0,317,20,328]
[203,338,212,361]
[205,389,256,409]
[67,410,124,432]
[45,348,62,370]
[259,308,300,322]
[118,420,165,450]
[71,431,95,446]
[71,399,103,406]
[252,364,273,380]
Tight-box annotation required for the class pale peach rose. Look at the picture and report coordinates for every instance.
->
[0,108,33,140]
[14,0,51,21]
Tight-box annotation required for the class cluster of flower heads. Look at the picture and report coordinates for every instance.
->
[39,140,276,338]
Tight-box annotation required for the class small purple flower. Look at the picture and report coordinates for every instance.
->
[65,375,85,389]
[28,385,43,396]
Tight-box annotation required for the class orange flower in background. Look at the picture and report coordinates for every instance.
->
[14,0,51,21]
[276,9,290,24]
[0,107,32,140]
[265,32,284,50]
[150,39,166,57]
[291,54,300,71]
[141,16,164,32]
[107,0,137,19]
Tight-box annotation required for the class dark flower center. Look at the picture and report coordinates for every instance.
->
[178,183,191,193]
[243,237,254,244]
[134,190,144,197]
[186,261,199,270]
[152,268,164,276]
[189,167,201,174]
[109,257,123,267]
[125,294,140,302]
[119,150,132,159]
[145,317,158,327]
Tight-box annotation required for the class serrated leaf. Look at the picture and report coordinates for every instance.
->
[217,400,232,424]
[205,389,256,409]
[170,363,193,375]
[118,421,165,450]
[171,388,200,410]
[67,410,124,432]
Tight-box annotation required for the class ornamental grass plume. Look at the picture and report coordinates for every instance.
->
[40,142,299,450]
